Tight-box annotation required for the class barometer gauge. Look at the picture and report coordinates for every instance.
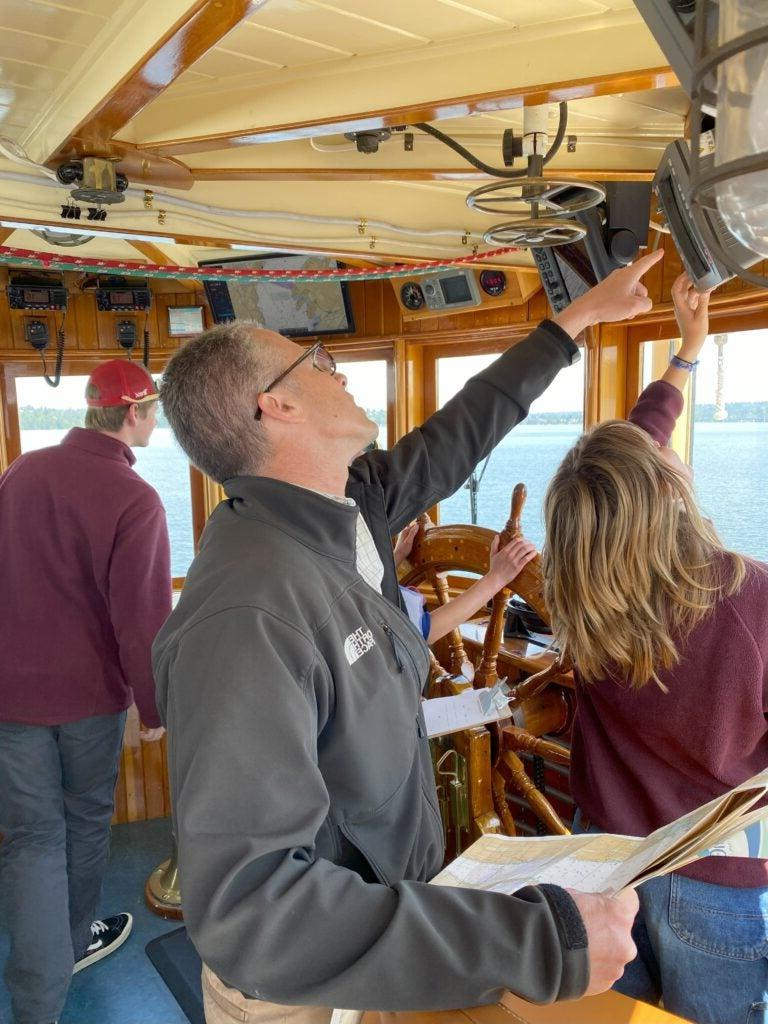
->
[400,282,425,310]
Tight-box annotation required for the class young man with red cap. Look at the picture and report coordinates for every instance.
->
[0,359,172,1024]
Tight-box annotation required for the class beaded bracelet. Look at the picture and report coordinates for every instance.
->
[670,354,699,371]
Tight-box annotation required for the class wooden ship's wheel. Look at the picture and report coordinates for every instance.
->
[399,483,573,843]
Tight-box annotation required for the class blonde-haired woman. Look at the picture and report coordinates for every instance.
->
[543,275,768,1024]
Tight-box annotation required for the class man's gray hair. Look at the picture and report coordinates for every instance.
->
[160,322,280,483]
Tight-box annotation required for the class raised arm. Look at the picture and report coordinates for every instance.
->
[355,251,665,534]
[629,272,712,446]
[355,320,579,534]
[663,273,712,390]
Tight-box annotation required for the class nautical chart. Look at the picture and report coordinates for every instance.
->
[225,255,351,334]
[431,767,768,897]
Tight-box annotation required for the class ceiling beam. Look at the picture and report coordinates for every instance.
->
[26,0,264,180]
[188,166,656,183]
[128,240,203,290]
[137,66,678,157]
[129,240,179,265]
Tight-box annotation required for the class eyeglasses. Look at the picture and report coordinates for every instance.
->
[254,342,336,421]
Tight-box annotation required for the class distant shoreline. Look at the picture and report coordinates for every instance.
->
[18,402,768,430]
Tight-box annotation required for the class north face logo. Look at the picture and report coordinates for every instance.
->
[344,626,375,666]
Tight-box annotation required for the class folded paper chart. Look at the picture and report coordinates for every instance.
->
[431,767,768,896]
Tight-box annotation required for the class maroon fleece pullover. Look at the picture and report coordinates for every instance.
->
[0,427,171,728]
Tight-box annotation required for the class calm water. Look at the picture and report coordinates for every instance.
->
[21,421,768,575]
[441,421,768,563]
[21,428,195,577]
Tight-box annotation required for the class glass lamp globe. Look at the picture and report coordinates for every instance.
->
[715,0,768,259]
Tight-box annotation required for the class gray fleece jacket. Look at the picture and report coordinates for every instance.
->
[153,320,588,1011]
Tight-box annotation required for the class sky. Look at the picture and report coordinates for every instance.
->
[437,352,584,414]
[690,329,768,406]
[16,374,91,409]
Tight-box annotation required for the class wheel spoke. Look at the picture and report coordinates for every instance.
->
[537,183,570,203]
[469,176,605,216]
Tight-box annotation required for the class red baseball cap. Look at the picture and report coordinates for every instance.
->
[86,359,158,408]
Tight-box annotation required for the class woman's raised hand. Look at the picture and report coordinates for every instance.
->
[671,272,713,358]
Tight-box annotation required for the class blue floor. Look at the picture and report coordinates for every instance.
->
[0,816,190,1024]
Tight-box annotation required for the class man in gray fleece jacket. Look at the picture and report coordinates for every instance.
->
[155,254,663,1024]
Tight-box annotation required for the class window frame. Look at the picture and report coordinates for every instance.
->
[327,341,396,449]
[421,336,588,526]
[627,304,768,467]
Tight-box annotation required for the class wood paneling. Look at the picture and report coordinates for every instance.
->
[0,275,208,368]
[189,167,657,184]
[112,707,172,825]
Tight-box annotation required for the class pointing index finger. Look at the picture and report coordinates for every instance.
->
[627,248,664,282]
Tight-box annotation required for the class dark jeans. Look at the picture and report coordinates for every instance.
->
[572,808,768,1024]
[0,712,126,1024]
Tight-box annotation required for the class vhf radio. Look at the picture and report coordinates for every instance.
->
[95,276,152,311]
[7,274,68,311]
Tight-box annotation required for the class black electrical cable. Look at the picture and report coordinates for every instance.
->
[413,101,568,178]
[142,313,150,369]
[42,314,65,387]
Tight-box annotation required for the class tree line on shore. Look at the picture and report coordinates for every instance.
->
[19,401,768,431]
[19,405,388,430]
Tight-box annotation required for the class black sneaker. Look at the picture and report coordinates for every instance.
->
[73,913,133,973]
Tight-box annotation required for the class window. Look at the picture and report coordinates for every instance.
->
[436,352,585,547]
[335,358,390,448]
[15,374,195,577]
[689,329,768,561]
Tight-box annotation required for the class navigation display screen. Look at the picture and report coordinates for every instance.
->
[440,275,472,304]
[199,254,355,338]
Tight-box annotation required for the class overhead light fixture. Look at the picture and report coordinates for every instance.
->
[32,229,95,248]
[0,221,176,245]
[711,0,768,258]
[688,0,768,284]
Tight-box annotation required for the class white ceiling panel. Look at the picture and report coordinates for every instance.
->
[2,0,106,45]
[0,0,681,265]
[214,20,358,69]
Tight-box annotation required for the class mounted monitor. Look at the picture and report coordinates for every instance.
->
[532,182,652,304]
[198,253,355,338]
[653,140,759,289]
[634,0,699,97]
[168,305,205,337]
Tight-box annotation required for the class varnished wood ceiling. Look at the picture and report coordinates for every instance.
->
[0,0,684,268]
